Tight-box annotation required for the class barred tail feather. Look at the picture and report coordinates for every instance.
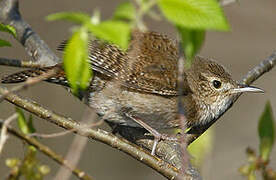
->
[1,68,52,84]
[1,66,66,84]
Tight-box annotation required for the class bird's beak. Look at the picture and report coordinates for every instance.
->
[233,84,264,93]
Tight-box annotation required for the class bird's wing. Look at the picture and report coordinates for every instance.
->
[120,31,179,95]
[57,31,188,96]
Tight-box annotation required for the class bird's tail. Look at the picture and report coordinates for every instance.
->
[1,66,67,85]
[1,68,50,83]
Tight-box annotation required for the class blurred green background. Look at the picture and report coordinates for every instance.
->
[0,0,275,179]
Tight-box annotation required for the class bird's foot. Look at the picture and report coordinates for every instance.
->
[149,132,179,156]
[125,113,178,155]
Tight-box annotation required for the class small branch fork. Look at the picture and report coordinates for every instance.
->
[0,0,275,179]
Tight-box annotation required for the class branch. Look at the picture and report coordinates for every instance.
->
[241,51,276,85]
[0,57,42,68]
[0,113,18,154]
[0,0,60,66]
[0,120,94,180]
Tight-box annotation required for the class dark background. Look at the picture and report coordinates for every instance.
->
[0,0,275,179]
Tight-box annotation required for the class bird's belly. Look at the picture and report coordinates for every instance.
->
[88,81,178,130]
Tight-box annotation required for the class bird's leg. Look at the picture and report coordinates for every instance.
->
[125,113,178,155]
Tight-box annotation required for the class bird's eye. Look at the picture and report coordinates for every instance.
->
[212,80,222,89]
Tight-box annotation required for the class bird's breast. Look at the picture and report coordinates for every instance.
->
[192,95,234,127]
[88,79,178,130]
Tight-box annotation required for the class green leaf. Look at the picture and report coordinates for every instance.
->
[16,108,30,134]
[177,26,205,67]
[258,101,275,161]
[16,108,36,134]
[46,12,91,24]
[0,39,11,47]
[113,2,136,21]
[27,115,36,134]
[63,27,92,95]
[158,0,230,31]
[188,128,214,168]
[0,24,16,37]
[87,20,131,50]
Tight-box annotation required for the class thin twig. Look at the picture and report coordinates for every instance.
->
[54,107,95,180]
[30,119,103,138]
[0,113,18,154]
[30,130,73,139]
[133,0,157,31]
[241,51,276,85]
[0,120,94,180]
[54,135,88,180]
[0,57,43,68]
[220,0,239,6]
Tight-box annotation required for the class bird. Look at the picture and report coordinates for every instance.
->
[1,30,264,154]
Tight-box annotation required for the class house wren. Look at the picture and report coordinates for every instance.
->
[1,31,264,144]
